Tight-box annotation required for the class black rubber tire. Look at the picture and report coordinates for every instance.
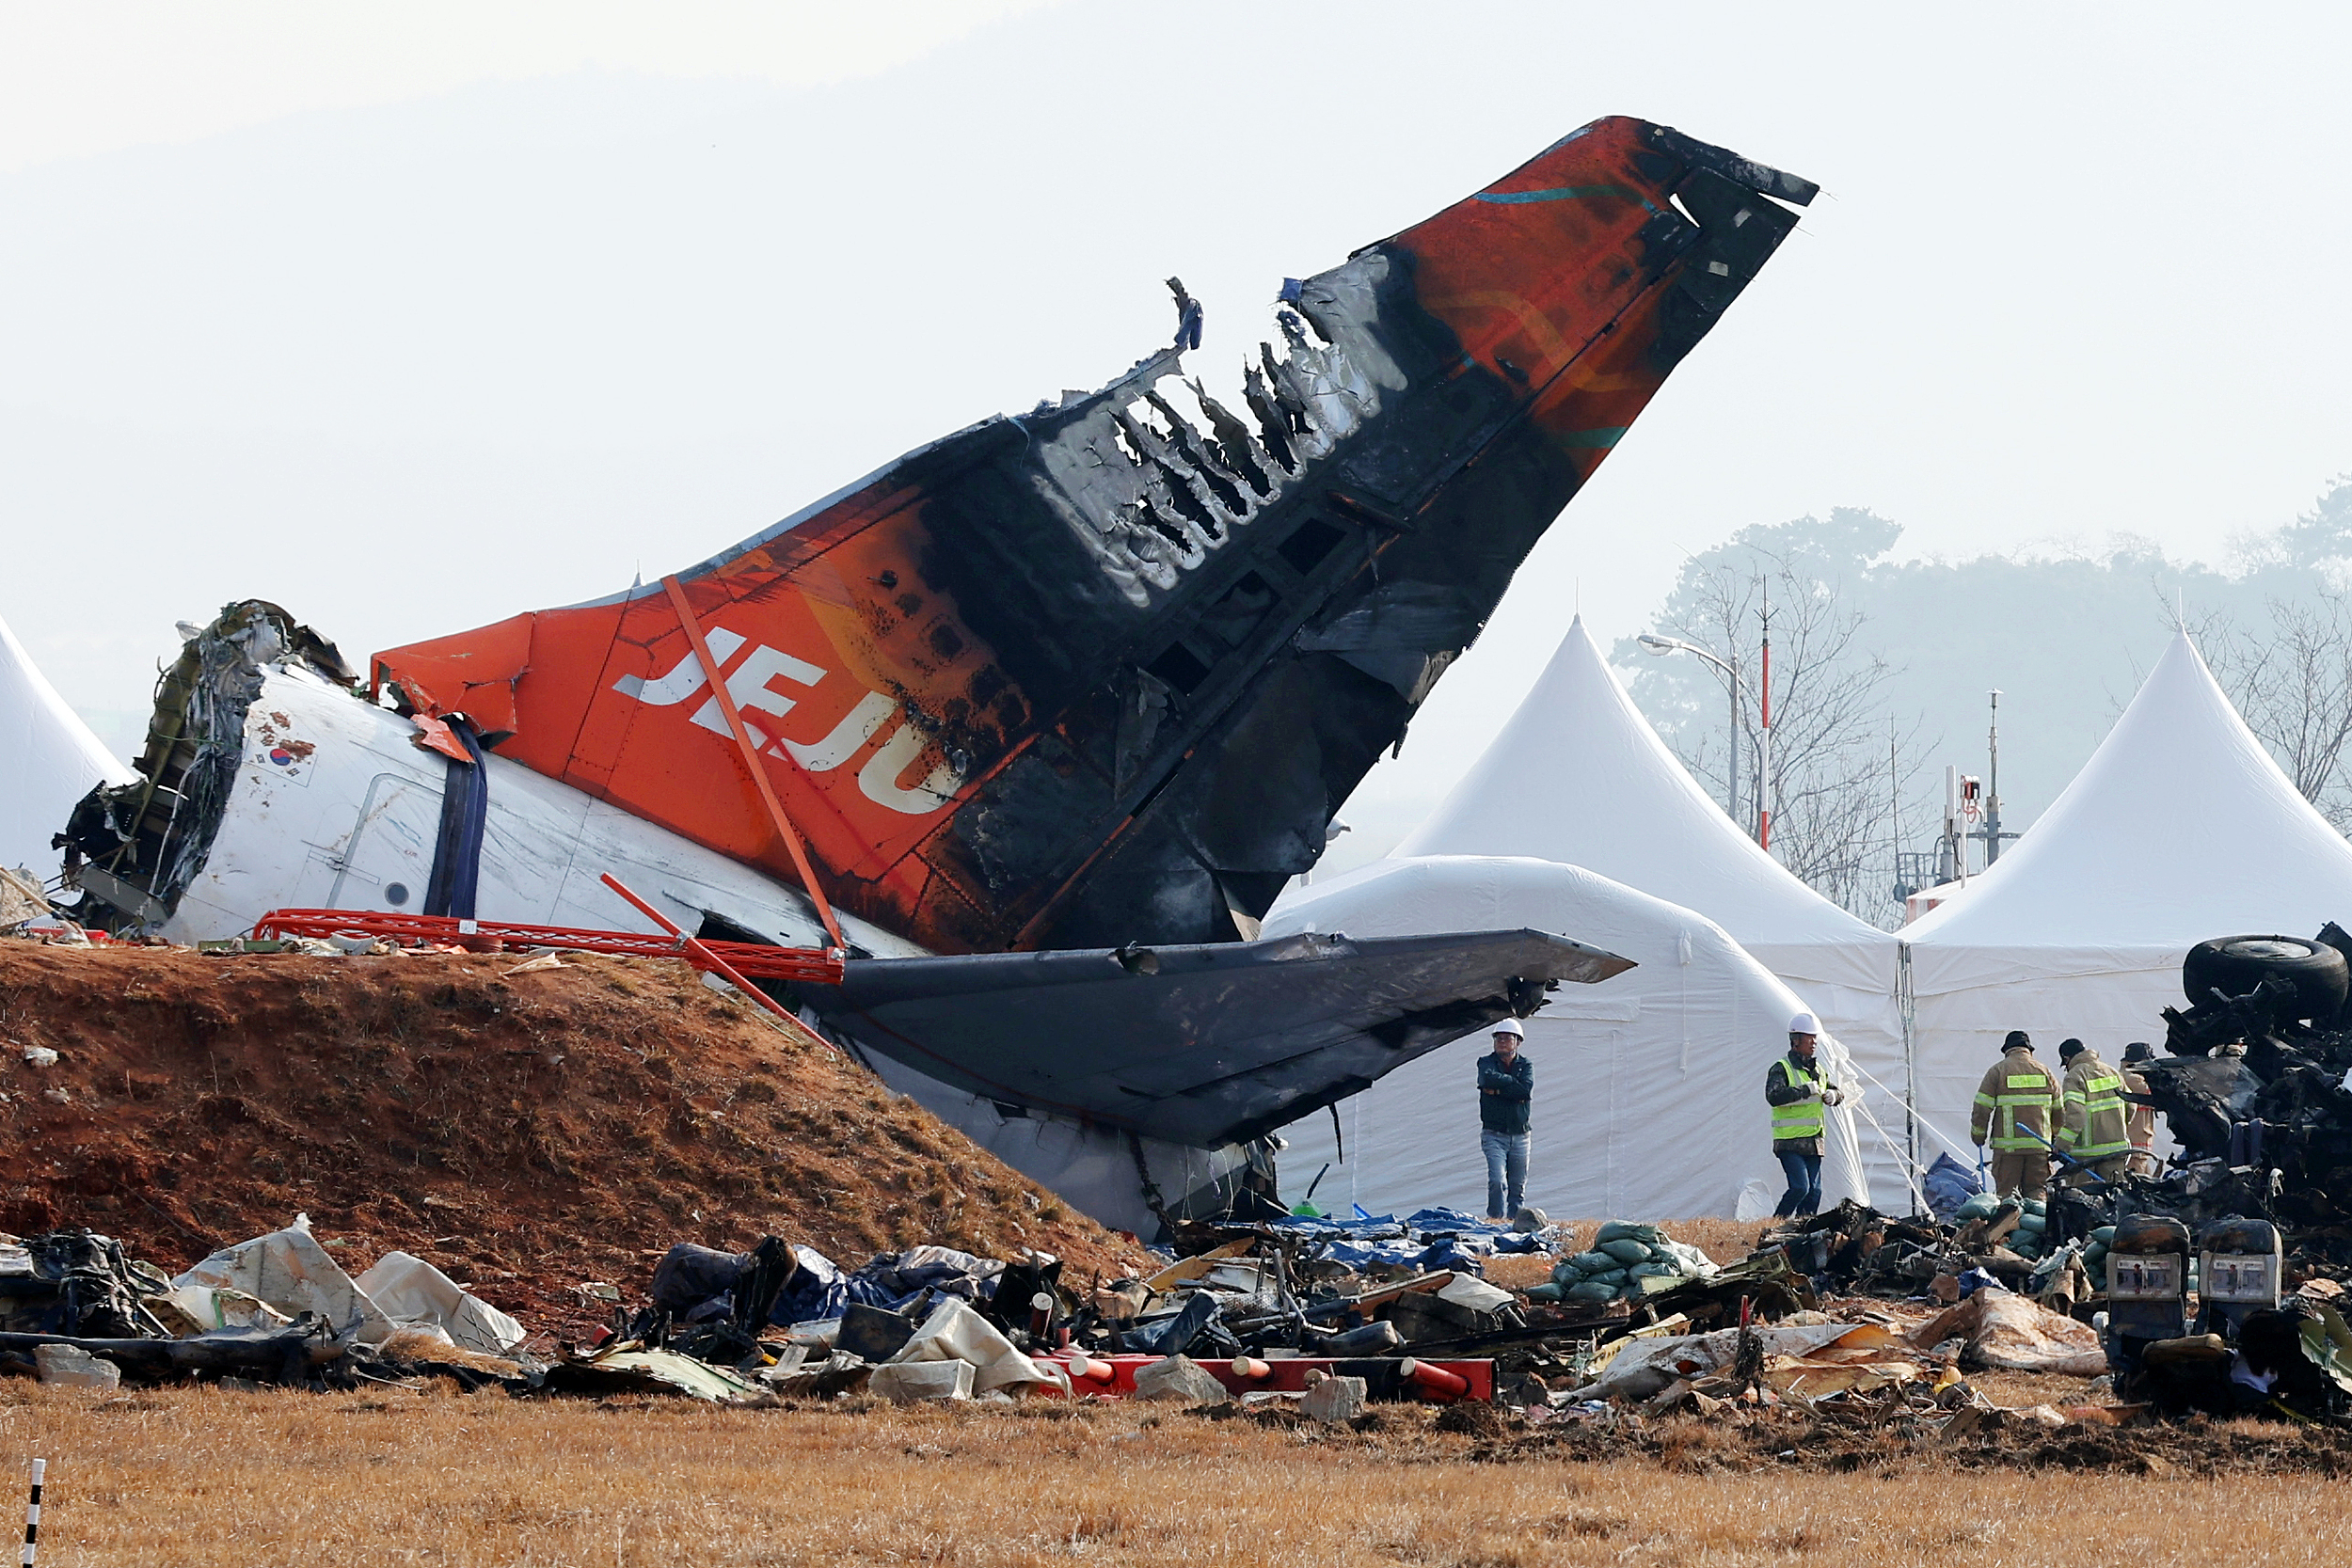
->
[2181,934,2349,1022]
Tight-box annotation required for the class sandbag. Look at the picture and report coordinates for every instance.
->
[1595,1222,1666,1248]
[1566,1251,1614,1275]
[1598,1239,1653,1267]
[1565,1280,1618,1304]
[1523,1283,1564,1304]
[1657,1241,1719,1278]
[1629,1261,1680,1280]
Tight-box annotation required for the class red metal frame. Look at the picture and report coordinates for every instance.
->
[249,907,846,985]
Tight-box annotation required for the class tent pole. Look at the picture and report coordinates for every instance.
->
[1898,939,1919,1194]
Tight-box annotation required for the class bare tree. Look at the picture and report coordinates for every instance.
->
[1635,554,1927,923]
[2192,591,2352,831]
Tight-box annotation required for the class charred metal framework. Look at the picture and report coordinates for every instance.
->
[85,119,1813,958]
[60,602,355,923]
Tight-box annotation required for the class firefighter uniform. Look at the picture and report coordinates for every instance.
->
[2122,1041,2159,1177]
[1970,1031,2058,1198]
[2058,1040,2133,1186]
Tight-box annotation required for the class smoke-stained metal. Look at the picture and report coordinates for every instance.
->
[358,117,1810,956]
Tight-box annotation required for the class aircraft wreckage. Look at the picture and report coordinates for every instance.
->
[60,117,1811,1233]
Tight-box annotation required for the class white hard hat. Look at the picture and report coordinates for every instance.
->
[1491,1018,1525,1038]
[1788,1011,1821,1036]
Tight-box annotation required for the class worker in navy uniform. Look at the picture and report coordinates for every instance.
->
[1477,1018,1534,1223]
[1765,1011,1843,1217]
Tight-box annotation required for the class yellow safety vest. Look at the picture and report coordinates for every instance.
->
[1771,1057,1822,1141]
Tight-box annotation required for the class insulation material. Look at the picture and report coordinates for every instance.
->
[1908,1289,2110,1376]
[884,1297,1071,1397]
[356,1250,527,1356]
[1578,1322,1924,1402]
[170,1213,394,1345]
[1264,856,1867,1219]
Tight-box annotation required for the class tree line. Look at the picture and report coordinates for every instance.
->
[1620,477,2352,927]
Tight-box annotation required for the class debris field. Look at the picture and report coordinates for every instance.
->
[0,942,1150,1334]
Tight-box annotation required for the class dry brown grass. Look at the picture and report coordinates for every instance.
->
[9,1383,2350,1567]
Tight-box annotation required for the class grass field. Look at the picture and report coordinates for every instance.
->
[8,1382,2350,1567]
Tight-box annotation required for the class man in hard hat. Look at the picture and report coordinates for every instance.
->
[2121,1042,2160,1177]
[1477,1018,1534,1224]
[2057,1037,2133,1185]
[1970,1030,2058,1198]
[1765,1011,1842,1218]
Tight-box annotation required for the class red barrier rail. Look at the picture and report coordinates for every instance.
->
[249,908,846,986]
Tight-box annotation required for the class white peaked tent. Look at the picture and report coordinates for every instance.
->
[1900,631,2352,1157]
[1263,857,1869,1219]
[1394,617,1912,1202]
[1,612,133,879]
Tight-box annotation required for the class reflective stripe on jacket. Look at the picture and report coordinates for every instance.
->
[2122,1068,2155,1152]
[1767,1055,1822,1144]
[1970,1049,2058,1150]
[2059,1054,2132,1158]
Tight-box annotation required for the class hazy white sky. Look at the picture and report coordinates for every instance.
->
[5,1,2348,853]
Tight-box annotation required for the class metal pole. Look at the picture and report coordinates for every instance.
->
[23,1459,42,1568]
[1986,689,2004,864]
[1726,659,1740,829]
[1757,580,1772,851]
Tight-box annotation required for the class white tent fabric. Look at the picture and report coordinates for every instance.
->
[1263,856,1868,1220]
[1,612,132,878]
[1900,631,2352,1155]
[1393,616,1911,1202]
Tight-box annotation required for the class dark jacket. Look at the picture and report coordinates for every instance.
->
[1477,1051,1533,1134]
[1765,1053,1824,1155]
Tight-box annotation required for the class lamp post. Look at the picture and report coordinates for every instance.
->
[1638,633,1745,834]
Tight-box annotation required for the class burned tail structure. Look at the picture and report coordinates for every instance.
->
[370,118,1813,955]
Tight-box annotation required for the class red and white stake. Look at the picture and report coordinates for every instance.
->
[22,1459,43,1568]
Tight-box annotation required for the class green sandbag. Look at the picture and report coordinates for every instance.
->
[2022,1197,2047,1217]
[1594,1268,1630,1286]
[1595,1221,1667,1248]
[1567,1251,1615,1275]
[1629,1261,1680,1280]
[1524,1282,1564,1304]
[2090,1226,2117,1245]
[1954,1194,2001,1221]
[2016,1214,2046,1233]
[1598,1239,1654,1266]
[1565,1280,1618,1304]
[1549,1261,1581,1287]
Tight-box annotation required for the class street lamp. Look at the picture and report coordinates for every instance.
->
[1637,633,1746,835]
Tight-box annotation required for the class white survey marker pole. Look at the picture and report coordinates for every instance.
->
[22,1459,43,1568]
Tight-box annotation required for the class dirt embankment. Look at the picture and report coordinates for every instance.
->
[0,943,1152,1334]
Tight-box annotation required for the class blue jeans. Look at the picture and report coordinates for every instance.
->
[1482,1131,1528,1219]
[1774,1149,1823,1217]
